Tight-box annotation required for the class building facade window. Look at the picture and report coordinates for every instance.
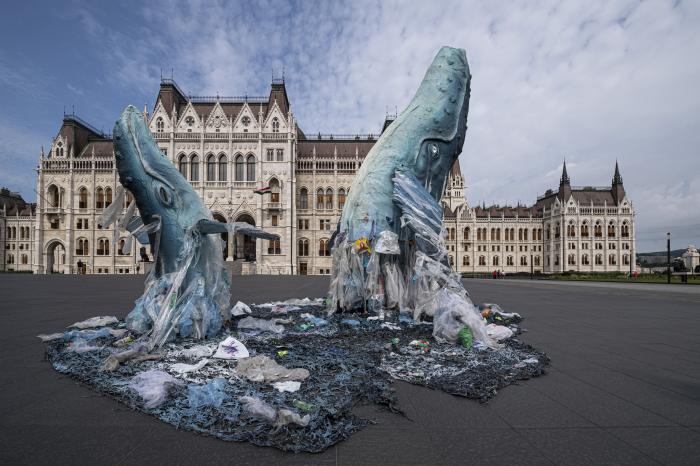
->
[76,238,88,256]
[298,188,308,209]
[246,154,256,181]
[190,155,199,181]
[235,155,244,181]
[272,117,279,133]
[318,239,330,256]
[178,154,188,178]
[298,239,309,256]
[78,187,88,209]
[338,188,346,209]
[218,154,227,181]
[96,238,110,256]
[268,239,281,254]
[206,154,216,181]
[276,149,283,161]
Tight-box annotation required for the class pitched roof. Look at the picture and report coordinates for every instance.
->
[0,188,35,216]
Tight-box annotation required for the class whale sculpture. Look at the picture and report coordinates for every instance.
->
[103,106,278,348]
[329,46,495,347]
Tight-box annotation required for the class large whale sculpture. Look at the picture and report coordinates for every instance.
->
[102,106,278,348]
[329,46,495,347]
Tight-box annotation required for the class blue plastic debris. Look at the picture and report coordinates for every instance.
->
[187,377,228,409]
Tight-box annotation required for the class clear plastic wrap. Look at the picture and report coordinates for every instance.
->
[237,316,284,334]
[128,370,184,409]
[235,355,310,383]
[239,396,277,423]
[186,378,227,409]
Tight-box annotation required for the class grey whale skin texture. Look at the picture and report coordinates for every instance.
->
[113,106,276,342]
[337,46,471,244]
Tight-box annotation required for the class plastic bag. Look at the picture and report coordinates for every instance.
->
[374,230,400,254]
[170,358,209,374]
[69,316,119,329]
[231,301,252,317]
[235,355,310,382]
[276,409,310,427]
[237,316,284,334]
[187,378,227,409]
[213,336,249,359]
[272,381,302,393]
[486,323,514,341]
[432,289,496,348]
[239,396,277,423]
[128,370,184,409]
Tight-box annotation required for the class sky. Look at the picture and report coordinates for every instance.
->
[0,0,698,252]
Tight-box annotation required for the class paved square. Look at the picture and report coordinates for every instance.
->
[1,275,699,465]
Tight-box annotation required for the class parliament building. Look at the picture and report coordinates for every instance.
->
[1,78,636,275]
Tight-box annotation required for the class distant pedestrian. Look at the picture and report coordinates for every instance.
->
[492,270,497,280]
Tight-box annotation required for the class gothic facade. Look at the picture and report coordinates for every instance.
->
[1,78,635,275]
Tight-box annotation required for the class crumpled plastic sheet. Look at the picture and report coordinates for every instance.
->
[128,370,184,409]
[43,300,548,453]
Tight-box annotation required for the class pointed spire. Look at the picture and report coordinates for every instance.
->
[560,159,570,186]
[612,160,623,185]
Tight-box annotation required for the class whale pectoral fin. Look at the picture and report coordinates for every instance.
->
[393,169,444,257]
[195,219,229,235]
[195,219,280,241]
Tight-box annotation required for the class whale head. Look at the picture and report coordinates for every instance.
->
[388,46,471,199]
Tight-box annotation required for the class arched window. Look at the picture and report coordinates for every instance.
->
[568,254,576,265]
[595,254,603,265]
[21,254,28,265]
[206,154,216,181]
[246,154,256,181]
[555,222,561,238]
[118,239,128,255]
[608,221,616,237]
[507,256,514,266]
[298,238,309,256]
[12,226,16,238]
[594,221,602,237]
[272,117,279,133]
[538,228,542,241]
[524,229,528,241]
[338,188,346,210]
[298,188,308,209]
[520,256,528,266]
[582,254,590,265]
[477,228,481,241]
[76,238,88,256]
[95,187,104,209]
[105,187,112,207]
[608,254,617,265]
[218,154,227,181]
[47,184,60,208]
[318,239,330,256]
[490,228,495,241]
[463,256,470,266]
[479,256,486,266]
[178,154,188,178]
[532,228,537,240]
[97,238,110,256]
[269,178,280,203]
[156,117,164,132]
[623,254,630,265]
[316,188,324,209]
[79,187,88,209]
[190,154,199,181]
[534,256,541,266]
[235,155,244,181]
[463,227,470,240]
[7,254,13,264]
[325,188,333,210]
[493,256,499,266]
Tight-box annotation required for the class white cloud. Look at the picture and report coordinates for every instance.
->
[63,0,700,251]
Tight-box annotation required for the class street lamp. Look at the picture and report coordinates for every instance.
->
[667,232,671,284]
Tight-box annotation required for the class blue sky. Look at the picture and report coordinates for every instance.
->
[1,0,698,252]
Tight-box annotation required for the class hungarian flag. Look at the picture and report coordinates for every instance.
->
[254,185,271,195]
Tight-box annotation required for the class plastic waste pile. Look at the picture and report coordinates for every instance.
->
[41,297,548,453]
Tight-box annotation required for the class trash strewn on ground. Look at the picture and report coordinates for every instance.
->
[42,299,548,453]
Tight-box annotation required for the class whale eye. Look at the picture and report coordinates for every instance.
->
[428,143,439,159]
[158,186,172,206]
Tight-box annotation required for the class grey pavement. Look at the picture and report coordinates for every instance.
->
[1,274,699,465]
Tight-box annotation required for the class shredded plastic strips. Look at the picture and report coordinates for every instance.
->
[43,299,548,453]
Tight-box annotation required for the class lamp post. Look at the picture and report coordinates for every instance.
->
[667,232,671,284]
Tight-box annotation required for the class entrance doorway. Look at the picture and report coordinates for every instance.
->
[234,213,256,261]
[299,262,308,275]
[46,241,66,273]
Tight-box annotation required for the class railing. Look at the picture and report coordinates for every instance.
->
[308,134,376,141]
[174,132,200,140]
[153,132,169,139]
[232,132,258,140]
[44,207,65,214]
[262,133,287,140]
[73,161,92,170]
[204,181,228,188]
[265,202,283,210]
[187,95,267,103]
[204,133,227,140]
[232,181,256,188]
[189,181,201,188]
[42,160,70,170]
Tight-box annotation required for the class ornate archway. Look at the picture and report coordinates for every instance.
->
[234,213,256,261]
[45,240,66,274]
